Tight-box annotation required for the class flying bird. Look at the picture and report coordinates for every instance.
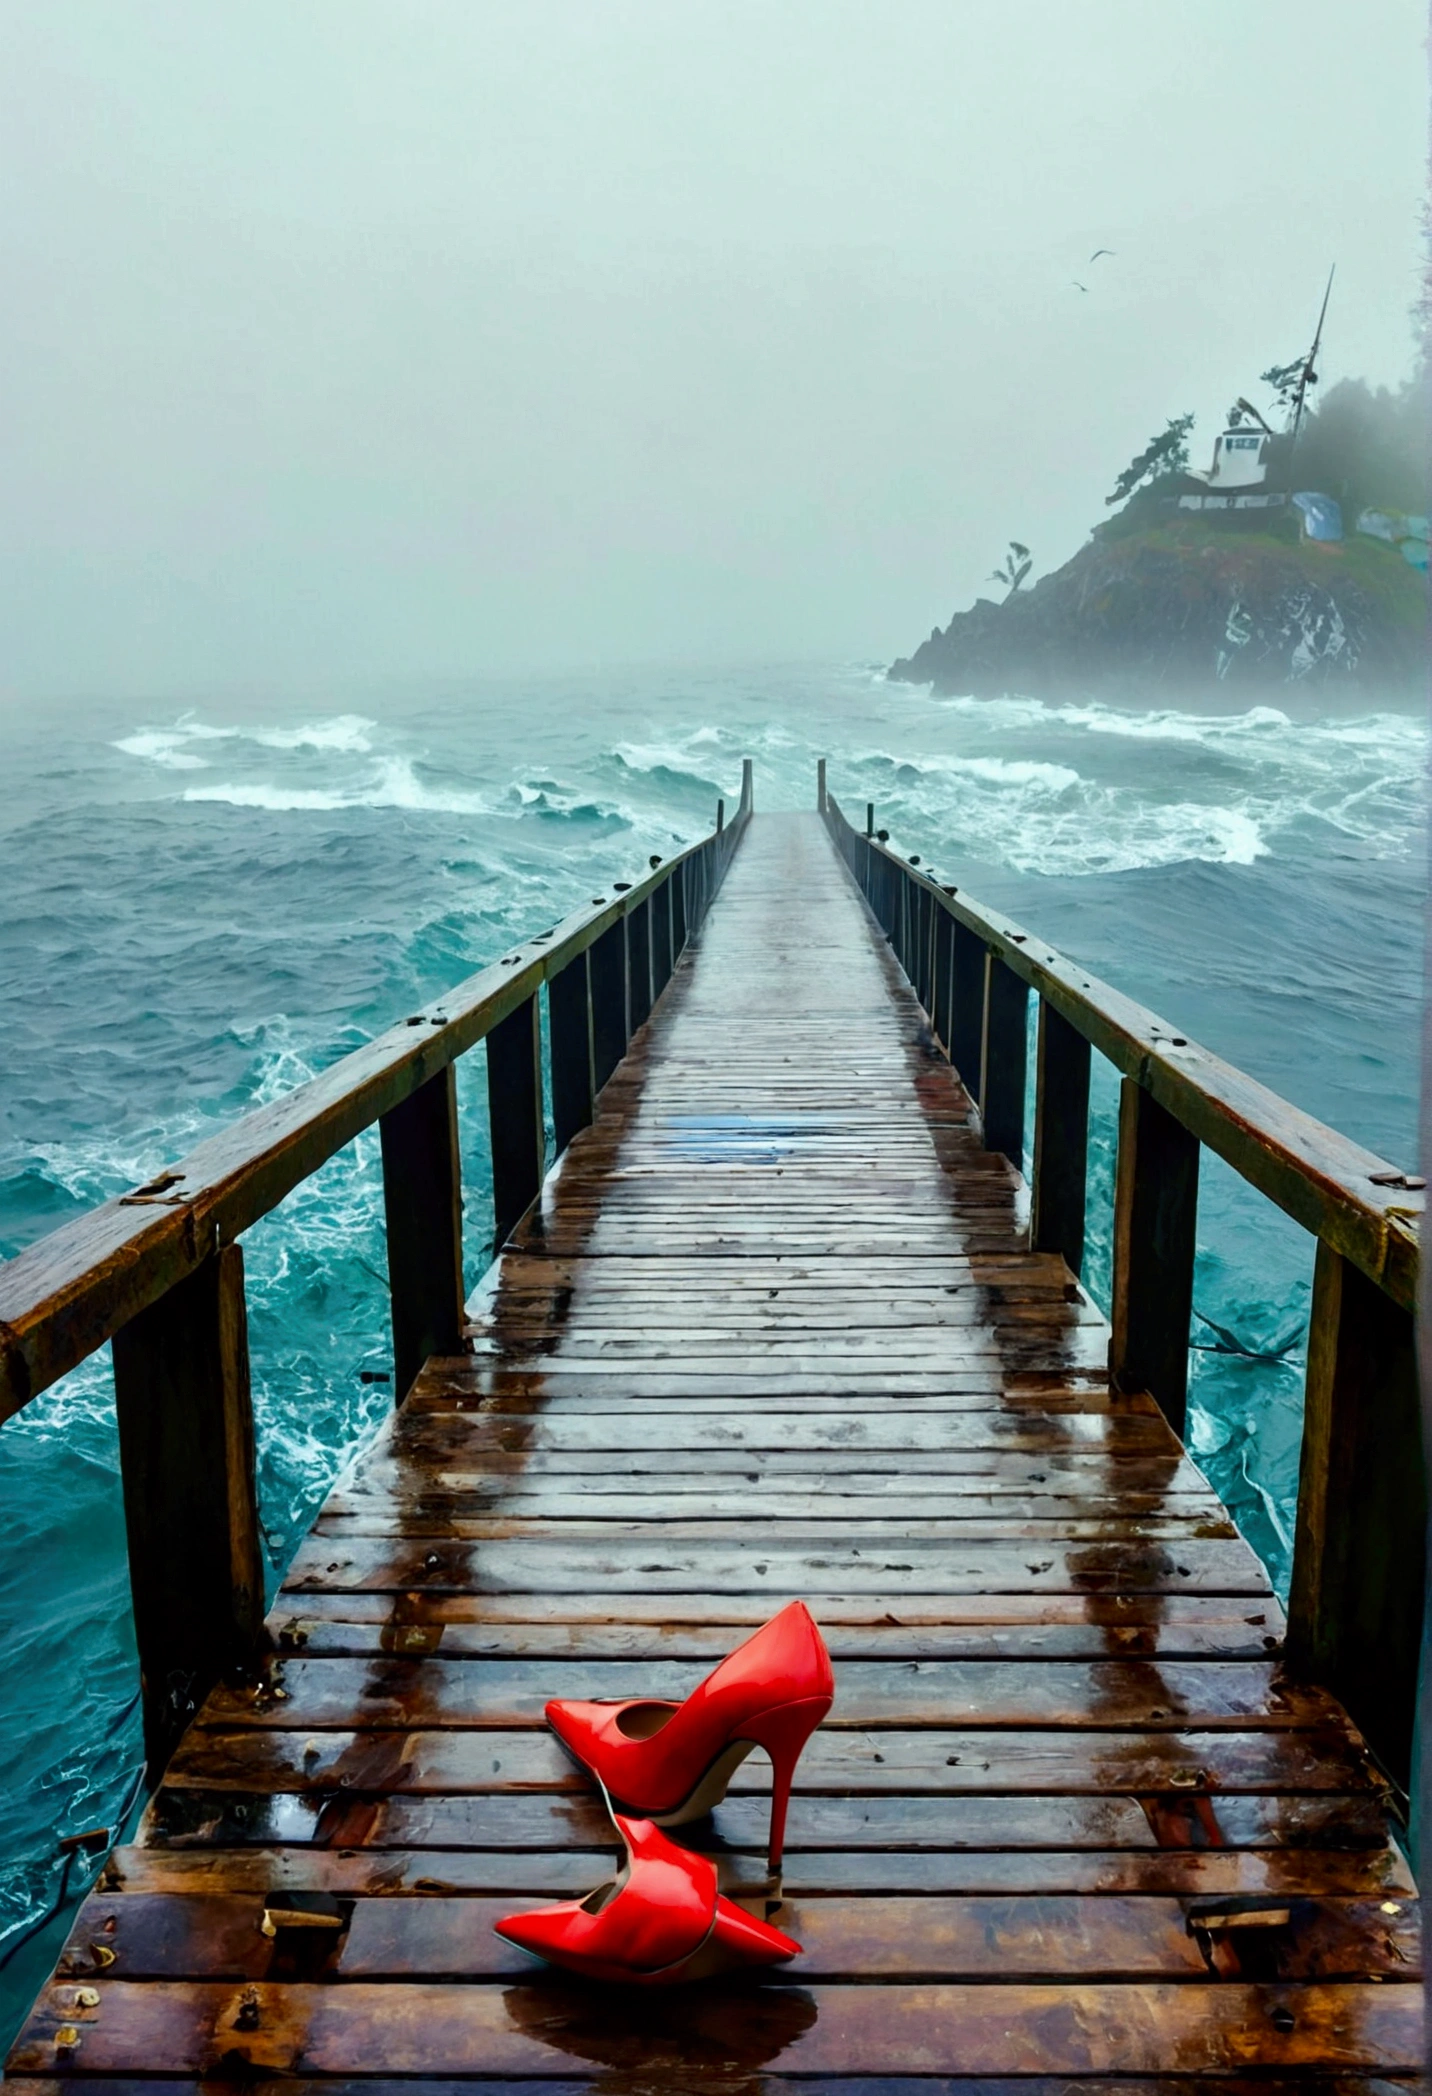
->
[1072,280,1088,292]
[1089,248,1115,262]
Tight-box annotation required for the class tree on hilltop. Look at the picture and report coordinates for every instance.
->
[988,541,1032,601]
[1105,414,1196,506]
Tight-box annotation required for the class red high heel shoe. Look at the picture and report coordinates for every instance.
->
[494,1814,801,1983]
[545,1600,833,1872]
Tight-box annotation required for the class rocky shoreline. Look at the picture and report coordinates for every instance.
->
[890,513,1426,704]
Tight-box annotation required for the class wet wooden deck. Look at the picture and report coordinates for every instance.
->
[11,812,1420,2085]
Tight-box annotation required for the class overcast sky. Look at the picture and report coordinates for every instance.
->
[1,0,1425,695]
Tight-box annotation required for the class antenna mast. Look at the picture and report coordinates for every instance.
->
[1286,265,1335,478]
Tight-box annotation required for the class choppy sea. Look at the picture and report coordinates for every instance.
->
[0,664,1424,2035]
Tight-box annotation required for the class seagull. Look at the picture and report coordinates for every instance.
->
[1072,280,1088,292]
[1089,248,1115,262]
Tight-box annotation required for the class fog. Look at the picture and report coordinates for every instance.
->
[0,0,1425,695]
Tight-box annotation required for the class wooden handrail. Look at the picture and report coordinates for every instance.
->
[823,790,1419,1309]
[822,772,1424,1791]
[1,764,752,1767]
[0,766,753,1424]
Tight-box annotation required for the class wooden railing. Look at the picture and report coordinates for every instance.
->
[0,760,754,1769]
[820,766,1425,1792]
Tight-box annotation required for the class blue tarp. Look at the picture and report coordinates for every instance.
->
[1355,508,1428,545]
[1292,492,1343,542]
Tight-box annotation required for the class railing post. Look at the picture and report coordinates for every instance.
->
[112,1242,264,1773]
[716,798,725,833]
[627,898,653,1032]
[866,803,874,838]
[741,758,753,813]
[380,1065,466,1398]
[932,907,954,1053]
[979,954,1029,1164]
[1287,1241,1424,1787]
[948,922,985,1094]
[918,886,935,1013]
[651,877,674,1000]
[487,992,545,1248]
[672,862,688,959]
[817,758,827,813]
[548,952,594,1155]
[589,917,628,1091]
[1031,999,1092,1276]
[1109,1076,1199,1435]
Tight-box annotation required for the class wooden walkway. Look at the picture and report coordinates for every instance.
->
[12,813,1420,2084]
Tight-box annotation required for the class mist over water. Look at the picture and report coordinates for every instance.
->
[0,663,1424,2033]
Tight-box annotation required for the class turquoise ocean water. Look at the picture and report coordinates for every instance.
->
[0,664,1423,2036]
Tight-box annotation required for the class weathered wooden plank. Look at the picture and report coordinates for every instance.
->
[48,1889,1420,1981]
[9,1977,1419,2076]
[316,1517,1242,1547]
[132,1783,1401,1858]
[7,2079,1418,2096]
[98,1834,1417,1899]
[265,1608,1282,1663]
[280,1532,1271,1595]
[317,1491,1231,1530]
[336,1441,1212,1487]
[377,1405,1184,1451]
[402,1370,1141,1403]
[196,1656,1321,1731]
[269,1582,1276,1623]
[160,1723,1376,1796]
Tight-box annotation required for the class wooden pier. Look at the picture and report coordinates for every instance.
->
[2,777,1424,2084]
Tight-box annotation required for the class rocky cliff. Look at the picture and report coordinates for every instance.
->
[889,512,1426,702]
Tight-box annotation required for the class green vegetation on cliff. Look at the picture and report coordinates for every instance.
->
[891,371,1427,702]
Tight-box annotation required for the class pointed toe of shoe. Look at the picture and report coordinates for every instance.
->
[544,1696,610,1765]
[711,1895,802,1967]
[494,1903,577,1964]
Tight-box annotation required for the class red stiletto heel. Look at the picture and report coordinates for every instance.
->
[545,1600,834,1872]
[737,1695,829,1872]
[494,1813,801,1984]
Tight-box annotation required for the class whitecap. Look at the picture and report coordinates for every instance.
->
[1046,701,1295,744]
[251,715,376,755]
[611,739,719,779]
[937,754,1080,791]
[182,757,494,817]
[112,731,209,771]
